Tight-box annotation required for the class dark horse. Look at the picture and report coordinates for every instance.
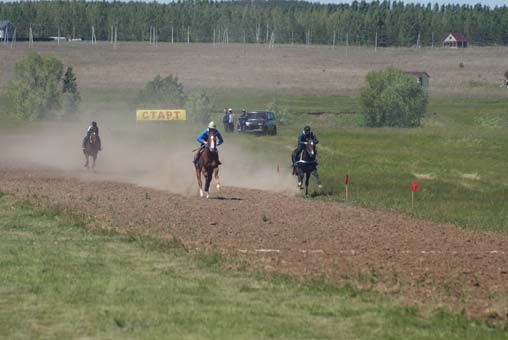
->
[292,140,322,197]
[83,132,100,169]
[194,132,221,199]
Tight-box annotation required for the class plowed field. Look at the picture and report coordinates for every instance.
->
[1,164,507,321]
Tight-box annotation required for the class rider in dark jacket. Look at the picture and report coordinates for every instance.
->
[294,125,318,162]
[82,121,102,150]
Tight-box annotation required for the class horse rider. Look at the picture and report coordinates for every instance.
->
[238,109,247,131]
[294,125,319,163]
[82,121,102,150]
[193,121,224,166]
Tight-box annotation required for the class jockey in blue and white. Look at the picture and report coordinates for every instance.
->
[193,121,224,165]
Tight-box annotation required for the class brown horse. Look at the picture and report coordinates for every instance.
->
[83,132,100,169]
[194,132,221,199]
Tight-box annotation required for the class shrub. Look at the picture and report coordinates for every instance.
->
[61,66,81,119]
[6,52,63,120]
[136,74,185,108]
[360,68,427,128]
[185,90,212,124]
[267,99,290,125]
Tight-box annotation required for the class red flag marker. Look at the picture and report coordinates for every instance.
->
[411,181,419,192]
[411,181,419,208]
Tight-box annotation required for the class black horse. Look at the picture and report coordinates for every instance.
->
[83,132,100,169]
[292,141,322,197]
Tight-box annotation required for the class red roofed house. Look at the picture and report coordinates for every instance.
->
[443,32,468,48]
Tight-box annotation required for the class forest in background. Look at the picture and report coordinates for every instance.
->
[0,1,507,47]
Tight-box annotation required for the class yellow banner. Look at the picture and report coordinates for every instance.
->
[136,109,186,121]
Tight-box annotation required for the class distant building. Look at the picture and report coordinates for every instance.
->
[0,20,15,41]
[405,71,430,88]
[443,32,468,48]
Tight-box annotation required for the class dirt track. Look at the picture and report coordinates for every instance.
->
[1,166,508,321]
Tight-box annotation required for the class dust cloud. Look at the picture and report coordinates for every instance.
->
[0,120,297,197]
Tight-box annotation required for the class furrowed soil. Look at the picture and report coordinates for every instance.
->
[1,163,507,321]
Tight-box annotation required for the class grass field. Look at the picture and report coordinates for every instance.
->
[208,93,508,231]
[1,193,507,339]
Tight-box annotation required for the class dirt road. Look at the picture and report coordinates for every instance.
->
[1,165,507,321]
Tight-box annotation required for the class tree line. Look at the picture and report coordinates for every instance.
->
[1,1,507,47]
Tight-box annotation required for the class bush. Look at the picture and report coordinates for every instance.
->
[6,53,63,121]
[185,90,212,124]
[61,66,81,119]
[360,68,427,128]
[267,99,290,125]
[136,74,185,108]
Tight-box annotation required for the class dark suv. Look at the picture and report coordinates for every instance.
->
[240,111,277,135]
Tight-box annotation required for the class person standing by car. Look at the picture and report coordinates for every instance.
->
[238,109,247,131]
[228,108,235,132]
[222,108,229,132]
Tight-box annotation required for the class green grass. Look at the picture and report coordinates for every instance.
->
[3,86,508,231]
[0,194,506,339]
[206,93,508,231]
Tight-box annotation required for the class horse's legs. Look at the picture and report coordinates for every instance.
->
[213,167,220,191]
[204,168,213,199]
[305,172,311,197]
[312,169,322,188]
[195,166,204,197]
[83,153,89,168]
[297,168,304,189]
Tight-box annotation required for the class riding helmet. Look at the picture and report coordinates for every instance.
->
[208,121,216,129]
[304,126,311,133]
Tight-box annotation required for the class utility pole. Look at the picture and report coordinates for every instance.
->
[432,32,434,48]
[114,25,118,49]
[417,32,421,48]
[213,28,216,47]
[375,31,378,52]
[91,26,96,45]
[171,26,174,44]
[187,26,190,44]
[10,28,16,48]
[346,32,349,56]
[29,24,34,47]
[333,31,336,49]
